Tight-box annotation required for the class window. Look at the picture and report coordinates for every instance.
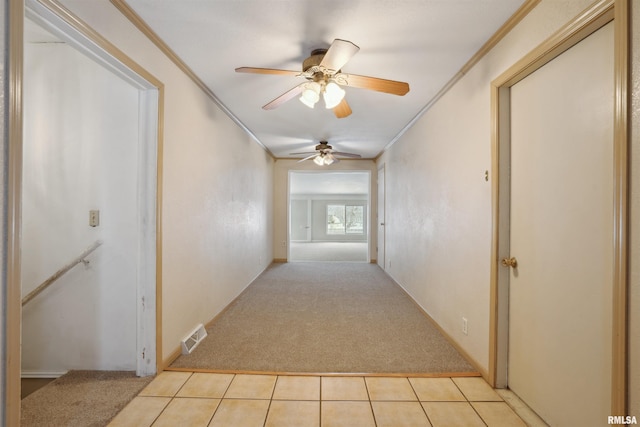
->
[327,204,364,235]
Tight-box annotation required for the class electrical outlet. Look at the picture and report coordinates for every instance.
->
[462,317,468,335]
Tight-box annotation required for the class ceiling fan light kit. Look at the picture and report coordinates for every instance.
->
[322,81,346,109]
[313,153,336,166]
[299,80,346,110]
[300,82,321,108]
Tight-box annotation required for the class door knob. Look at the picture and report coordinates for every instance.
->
[380,222,385,226]
[501,257,518,268]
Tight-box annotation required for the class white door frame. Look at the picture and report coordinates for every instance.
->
[488,0,629,415]
[21,0,164,377]
[377,164,386,269]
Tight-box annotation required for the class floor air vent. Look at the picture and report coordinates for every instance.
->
[181,324,207,355]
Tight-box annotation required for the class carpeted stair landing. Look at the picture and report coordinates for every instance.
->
[21,370,153,427]
[171,262,477,375]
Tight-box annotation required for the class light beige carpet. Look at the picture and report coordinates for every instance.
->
[21,370,153,427]
[171,262,477,374]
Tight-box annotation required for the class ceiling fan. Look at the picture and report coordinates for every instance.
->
[236,39,410,118]
[291,141,362,166]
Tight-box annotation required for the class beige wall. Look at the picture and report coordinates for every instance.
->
[629,0,640,414]
[273,159,377,261]
[58,0,275,363]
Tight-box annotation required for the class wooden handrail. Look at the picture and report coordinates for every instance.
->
[21,240,103,306]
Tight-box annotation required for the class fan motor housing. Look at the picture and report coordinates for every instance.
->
[302,49,327,72]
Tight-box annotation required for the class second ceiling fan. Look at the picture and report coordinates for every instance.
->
[291,141,361,166]
[236,39,410,118]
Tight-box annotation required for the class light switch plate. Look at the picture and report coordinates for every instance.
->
[89,210,100,227]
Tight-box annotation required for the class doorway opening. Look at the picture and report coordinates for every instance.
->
[20,0,162,383]
[288,171,370,262]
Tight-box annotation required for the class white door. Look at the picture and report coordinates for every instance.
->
[377,165,385,269]
[507,23,613,426]
[290,199,311,241]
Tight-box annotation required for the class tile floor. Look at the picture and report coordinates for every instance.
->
[107,371,530,427]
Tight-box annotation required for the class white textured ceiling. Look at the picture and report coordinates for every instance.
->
[99,0,527,159]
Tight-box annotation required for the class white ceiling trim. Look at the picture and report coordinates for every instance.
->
[110,0,272,156]
[380,0,540,158]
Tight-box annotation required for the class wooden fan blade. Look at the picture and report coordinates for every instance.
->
[333,98,352,118]
[262,84,305,110]
[320,39,360,72]
[235,67,300,76]
[332,151,362,158]
[345,74,410,96]
[297,153,318,163]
